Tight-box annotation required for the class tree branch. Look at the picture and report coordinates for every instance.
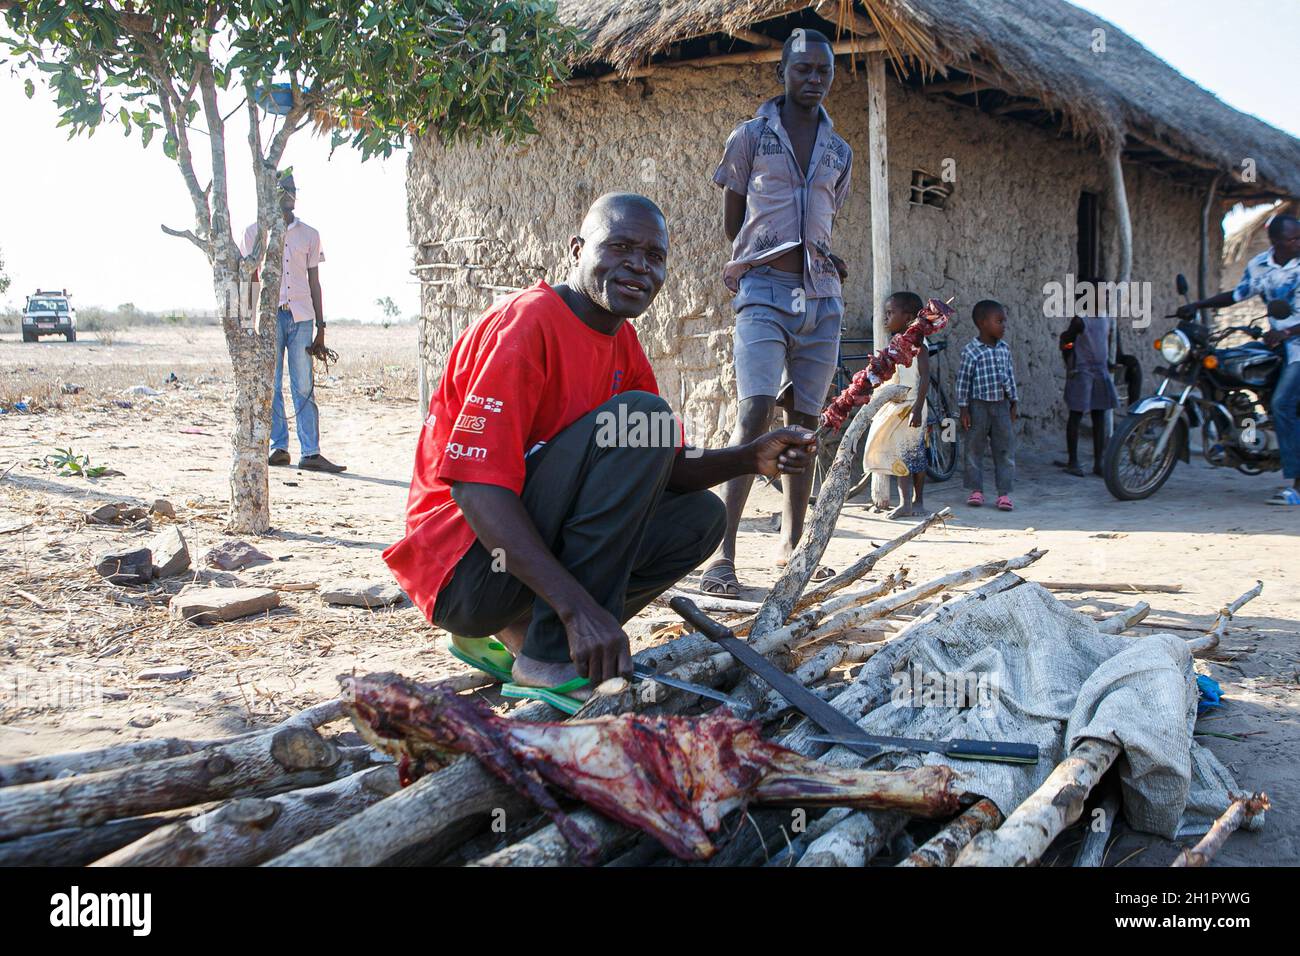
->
[161,223,211,257]
[197,61,233,260]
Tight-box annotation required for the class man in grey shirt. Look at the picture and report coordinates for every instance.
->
[702,29,853,595]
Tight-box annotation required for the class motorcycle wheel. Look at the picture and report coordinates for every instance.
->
[1104,409,1181,501]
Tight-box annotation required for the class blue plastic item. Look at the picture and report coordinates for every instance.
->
[1196,674,1224,714]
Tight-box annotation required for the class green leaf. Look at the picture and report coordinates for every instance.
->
[23,78,34,99]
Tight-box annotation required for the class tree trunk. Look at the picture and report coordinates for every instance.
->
[954,739,1121,867]
[1072,779,1120,867]
[0,722,369,840]
[899,798,1003,867]
[92,766,400,866]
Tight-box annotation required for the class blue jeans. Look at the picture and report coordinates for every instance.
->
[1274,360,1300,479]
[272,307,320,457]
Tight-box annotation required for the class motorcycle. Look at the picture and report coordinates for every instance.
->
[1103,274,1292,501]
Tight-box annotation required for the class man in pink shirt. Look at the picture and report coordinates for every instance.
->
[238,174,346,473]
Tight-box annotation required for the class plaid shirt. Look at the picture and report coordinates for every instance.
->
[956,339,1018,405]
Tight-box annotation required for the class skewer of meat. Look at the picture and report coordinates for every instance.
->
[816,297,955,436]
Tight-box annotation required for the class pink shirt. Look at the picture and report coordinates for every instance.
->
[238,218,325,323]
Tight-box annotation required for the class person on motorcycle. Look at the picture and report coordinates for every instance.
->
[1178,214,1300,505]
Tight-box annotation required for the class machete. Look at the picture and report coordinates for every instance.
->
[669,596,882,759]
[805,733,1039,765]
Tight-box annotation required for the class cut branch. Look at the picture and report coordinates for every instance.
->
[898,798,1004,867]
[1185,581,1262,657]
[1171,793,1269,867]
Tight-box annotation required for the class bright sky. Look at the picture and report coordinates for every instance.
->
[1,0,1296,318]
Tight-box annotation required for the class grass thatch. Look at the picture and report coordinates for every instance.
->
[556,0,1300,198]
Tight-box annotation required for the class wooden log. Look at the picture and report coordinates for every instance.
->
[0,722,371,841]
[472,808,637,867]
[1073,779,1121,867]
[954,739,1121,867]
[1185,581,1262,657]
[91,766,400,867]
[1171,793,1269,867]
[1096,602,1151,634]
[797,809,907,867]
[0,808,203,867]
[899,798,1004,867]
[0,699,343,788]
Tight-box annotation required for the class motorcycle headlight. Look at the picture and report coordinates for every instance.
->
[1159,330,1191,364]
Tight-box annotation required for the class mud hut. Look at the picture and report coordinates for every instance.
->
[409,0,1300,444]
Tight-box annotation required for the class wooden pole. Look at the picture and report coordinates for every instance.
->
[1107,144,1133,438]
[868,51,892,353]
[1198,173,1222,324]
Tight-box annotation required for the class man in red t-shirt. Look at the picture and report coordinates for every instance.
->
[384,193,816,695]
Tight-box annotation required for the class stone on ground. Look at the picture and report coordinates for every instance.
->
[320,578,405,608]
[94,547,154,585]
[170,586,279,624]
[150,526,191,578]
[203,539,273,571]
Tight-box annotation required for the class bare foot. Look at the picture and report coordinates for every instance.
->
[887,504,914,520]
[495,621,528,656]
[511,654,590,699]
[775,539,795,567]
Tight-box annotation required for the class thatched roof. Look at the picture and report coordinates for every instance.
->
[557,0,1300,200]
[1223,200,1295,264]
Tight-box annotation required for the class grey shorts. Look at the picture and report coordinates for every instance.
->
[733,265,843,417]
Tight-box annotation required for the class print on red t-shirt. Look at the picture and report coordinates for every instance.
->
[384,282,662,622]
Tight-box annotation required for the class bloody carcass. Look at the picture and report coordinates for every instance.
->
[342,672,962,863]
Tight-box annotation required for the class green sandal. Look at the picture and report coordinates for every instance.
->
[500,677,591,715]
[445,635,515,684]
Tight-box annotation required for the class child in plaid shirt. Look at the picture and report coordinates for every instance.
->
[956,300,1018,511]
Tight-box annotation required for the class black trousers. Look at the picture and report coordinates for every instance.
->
[433,391,727,663]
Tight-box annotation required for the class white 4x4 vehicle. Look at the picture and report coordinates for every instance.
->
[22,290,77,343]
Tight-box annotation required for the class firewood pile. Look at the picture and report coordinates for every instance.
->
[0,411,1267,868]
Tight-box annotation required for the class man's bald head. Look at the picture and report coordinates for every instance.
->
[579,193,667,240]
[566,193,669,319]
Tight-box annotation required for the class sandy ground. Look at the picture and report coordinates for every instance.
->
[1,324,1297,866]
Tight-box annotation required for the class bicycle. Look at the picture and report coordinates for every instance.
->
[809,330,959,502]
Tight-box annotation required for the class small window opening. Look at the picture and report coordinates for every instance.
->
[909,169,952,209]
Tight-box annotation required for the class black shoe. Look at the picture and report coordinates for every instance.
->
[299,454,346,473]
[268,449,290,466]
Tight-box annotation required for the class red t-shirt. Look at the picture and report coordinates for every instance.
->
[384,282,661,622]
